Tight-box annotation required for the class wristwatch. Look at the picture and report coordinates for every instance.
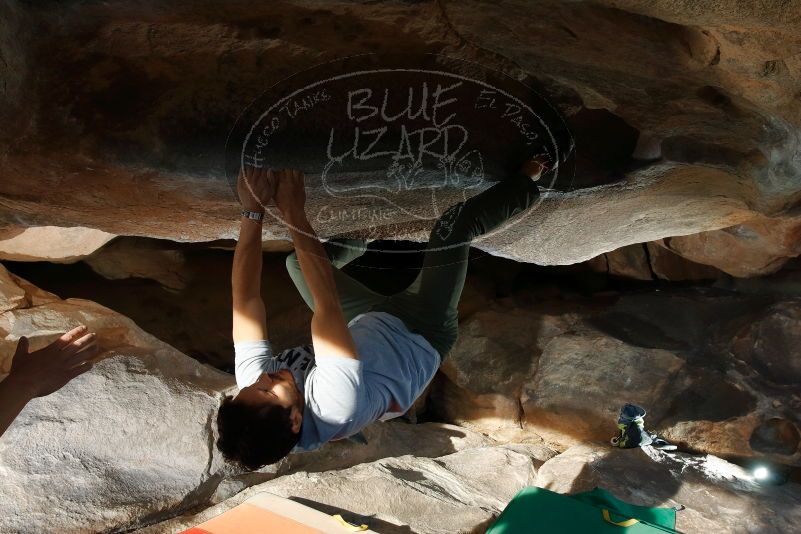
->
[241,210,265,221]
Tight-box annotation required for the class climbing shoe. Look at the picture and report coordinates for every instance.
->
[610,403,653,448]
[610,403,677,451]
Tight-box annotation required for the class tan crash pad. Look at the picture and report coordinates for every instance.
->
[180,492,379,534]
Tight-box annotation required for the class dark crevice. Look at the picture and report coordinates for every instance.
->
[641,242,658,281]
[564,107,640,188]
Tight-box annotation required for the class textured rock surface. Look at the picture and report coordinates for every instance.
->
[433,288,801,466]
[0,263,28,313]
[0,267,497,533]
[0,0,799,272]
[646,240,726,280]
[522,332,684,443]
[137,444,555,534]
[589,243,654,281]
[83,237,190,290]
[1,0,800,531]
[661,214,801,277]
[0,273,234,533]
[144,441,801,534]
[588,239,731,281]
[730,301,801,385]
[538,443,801,534]
[4,249,799,530]
[0,226,117,263]
[209,420,496,511]
[588,213,801,280]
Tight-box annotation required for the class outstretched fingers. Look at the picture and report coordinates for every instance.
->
[61,332,97,357]
[241,165,277,207]
[53,325,89,350]
[255,168,277,203]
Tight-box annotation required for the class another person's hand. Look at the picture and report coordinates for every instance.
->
[238,166,277,212]
[8,325,100,399]
[273,169,306,220]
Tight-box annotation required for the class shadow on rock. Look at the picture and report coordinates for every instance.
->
[290,497,413,534]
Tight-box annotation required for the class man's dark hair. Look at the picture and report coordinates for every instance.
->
[216,396,300,470]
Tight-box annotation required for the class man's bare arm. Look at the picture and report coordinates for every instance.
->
[276,170,359,360]
[231,167,273,343]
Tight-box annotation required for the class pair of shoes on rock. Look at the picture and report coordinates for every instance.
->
[610,403,677,451]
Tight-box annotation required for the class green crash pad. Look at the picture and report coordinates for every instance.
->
[487,486,679,534]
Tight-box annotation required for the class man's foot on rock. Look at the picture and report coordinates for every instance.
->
[519,154,551,182]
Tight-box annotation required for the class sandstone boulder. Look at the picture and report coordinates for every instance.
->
[432,303,578,432]
[0,226,116,263]
[658,214,801,278]
[730,300,801,386]
[0,263,27,313]
[0,292,235,533]
[0,0,800,530]
[588,215,801,281]
[137,444,555,534]
[588,239,726,282]
[522,331,684,444]
[434,289,801,465]
[84,237,189,290]
[590,243,653,281]
[0,268,500,532]
[1,0,799,274]
[486,164,759,266]
[538,442,801,534]
[211,421,496,508]
[646,240,725,281]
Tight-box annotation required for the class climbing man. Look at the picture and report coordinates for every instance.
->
[216,154,550,470]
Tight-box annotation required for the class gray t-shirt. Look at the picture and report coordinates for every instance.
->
[234,311,441,452]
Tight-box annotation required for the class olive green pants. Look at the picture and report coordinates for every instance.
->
[286,173,541,358]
